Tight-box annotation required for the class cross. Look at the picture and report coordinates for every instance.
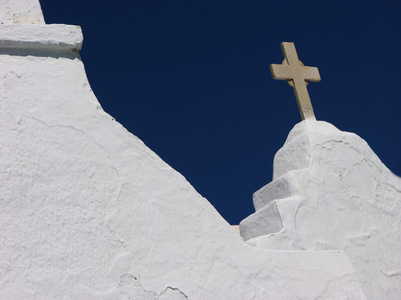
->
[270,42,321,120]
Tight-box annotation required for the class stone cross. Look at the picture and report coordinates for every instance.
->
[270,42,321,120]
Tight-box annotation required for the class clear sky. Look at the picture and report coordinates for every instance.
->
[39,0,401,225]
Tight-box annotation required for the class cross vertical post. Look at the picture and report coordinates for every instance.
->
[270,42,321,120]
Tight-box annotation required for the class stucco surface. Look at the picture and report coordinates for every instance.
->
[241,121,401,299]
[0,0,44,25]
[0,3,367,299]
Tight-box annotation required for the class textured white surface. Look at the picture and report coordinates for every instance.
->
[0,0,44,25]
[0,24,83,51]
[0,2,367,299]
[242,120,401,299]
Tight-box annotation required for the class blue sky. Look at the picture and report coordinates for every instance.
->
[40,0,401,225]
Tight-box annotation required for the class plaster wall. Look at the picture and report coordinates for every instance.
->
[241,121,401,299]
[0,1,368,299]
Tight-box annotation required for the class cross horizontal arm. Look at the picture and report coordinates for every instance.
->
[303,67,320,82]
[270,64,320,82]
[270,64,293,80]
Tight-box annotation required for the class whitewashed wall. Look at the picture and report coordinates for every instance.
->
[0,1,370,299]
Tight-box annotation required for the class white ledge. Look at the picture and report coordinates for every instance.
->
[0,24,83,51]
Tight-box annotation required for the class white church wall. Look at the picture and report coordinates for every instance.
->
[0,0,45,25]
[241,120,401,299]
[0,1,371,299]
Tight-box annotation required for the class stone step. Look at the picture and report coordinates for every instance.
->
[245,196,304,249]
[239,200,284,241]
[253,171,299,211]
